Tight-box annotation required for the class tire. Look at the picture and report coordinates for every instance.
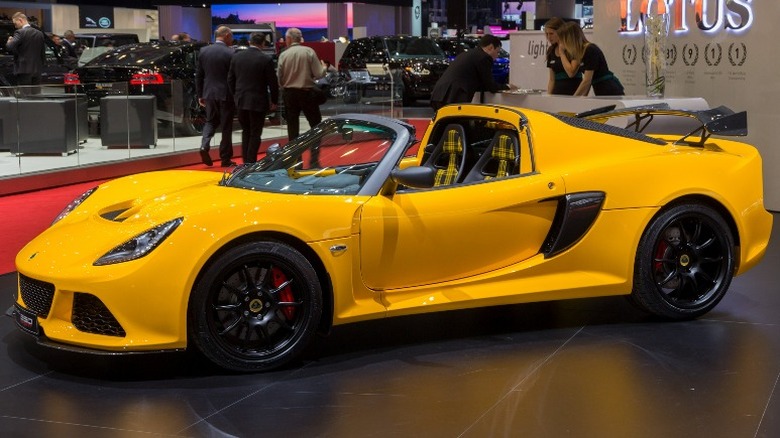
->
[631,203,735,320]
[177,92,205,136]
[343,91,360,104]
[189,241,323,372]
[329,78,347,97]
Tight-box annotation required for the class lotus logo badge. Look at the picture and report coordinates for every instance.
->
[249,299,264,313]
[679,254,691,267]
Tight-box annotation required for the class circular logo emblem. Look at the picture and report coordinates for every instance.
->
[98,17,112,28]
[728,42,747,67]
[705,43,723,67]
[249,299,264,313]
[414,5,421,20]
[667,44,678,67]
[679,254,691,267]
[622,44,637,65]
[682,43,699,66]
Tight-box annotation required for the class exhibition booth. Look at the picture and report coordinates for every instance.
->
[1,0,777,211]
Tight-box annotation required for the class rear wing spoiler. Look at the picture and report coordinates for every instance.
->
[572,104,748,147]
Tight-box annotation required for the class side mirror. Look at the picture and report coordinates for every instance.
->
[390,166,436,189]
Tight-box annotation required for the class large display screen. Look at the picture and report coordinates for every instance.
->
[212,3,354,42]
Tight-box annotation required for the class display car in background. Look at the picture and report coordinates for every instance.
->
[436,36,510,85]
[74,32,141,66]
[11,103,772,372]
[64,41,206,135]
[1,20,76,86]
[338,35,449,105]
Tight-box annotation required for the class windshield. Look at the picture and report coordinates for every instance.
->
[385,37,445,57]
[84,43,178,66]
[225,118,402,195]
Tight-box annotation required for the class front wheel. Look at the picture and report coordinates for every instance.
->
[631,203,735,320]
[189,241,323,372]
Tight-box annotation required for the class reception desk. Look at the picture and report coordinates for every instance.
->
[475,92,710,135]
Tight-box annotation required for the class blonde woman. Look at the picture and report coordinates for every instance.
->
[557,22,624,96]
[544,17,581,95]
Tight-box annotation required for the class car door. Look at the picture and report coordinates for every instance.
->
[358,169,564,291]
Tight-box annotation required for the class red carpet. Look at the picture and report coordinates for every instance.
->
[0,118,430,275]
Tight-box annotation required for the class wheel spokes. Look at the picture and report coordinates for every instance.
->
[210,259,303,355]
[655,214,729,306]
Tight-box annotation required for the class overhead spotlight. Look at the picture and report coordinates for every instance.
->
[517,1,524,11]
[504,3,510,13]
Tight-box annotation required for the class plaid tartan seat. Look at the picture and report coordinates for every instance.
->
[423,124,467,187]
[463,130,520,183]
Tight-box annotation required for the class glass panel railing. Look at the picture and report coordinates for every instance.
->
[0,75,414,183]
[0,85,21,178]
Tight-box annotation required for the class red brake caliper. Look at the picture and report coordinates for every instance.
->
[654,241,669,273]
[271,267,296,320]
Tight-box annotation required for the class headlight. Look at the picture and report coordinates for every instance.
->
[52,187,98,225]
[94,218,183,266]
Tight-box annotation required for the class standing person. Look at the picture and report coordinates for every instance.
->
[276,27,327,142]
[196,25,236,167]
[544,17,581,95]
[62,30,79,58]
[228,32,279,164]
[430,34,516,110]
[5,12,45,88]
[557,22,624,96]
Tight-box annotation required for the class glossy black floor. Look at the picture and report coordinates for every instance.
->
[0,213,777,437]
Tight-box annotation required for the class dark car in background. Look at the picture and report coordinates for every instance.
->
[1,20,77,87]
[75,32,140,50]
[436,37,510,85]
[338,35,449,105]
[74,32,141,65]
[64,41,206,135]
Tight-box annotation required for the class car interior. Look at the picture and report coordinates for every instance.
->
[418,118,526,188]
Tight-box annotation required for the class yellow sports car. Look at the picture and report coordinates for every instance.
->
[12,103,773,372]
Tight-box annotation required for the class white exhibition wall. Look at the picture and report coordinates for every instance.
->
[49,5,158,42]
[598,0,778,211]
[511,0,778,211]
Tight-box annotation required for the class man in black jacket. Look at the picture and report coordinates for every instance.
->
[430,34,516,110]
[228,32,279,164]
[196,25,235,167]
[5,12,45,88]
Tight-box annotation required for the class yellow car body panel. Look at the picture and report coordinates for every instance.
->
[12,106,772,368]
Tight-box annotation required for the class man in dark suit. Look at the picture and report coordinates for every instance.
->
[228,32,279,164]
[5,12,45,88]
[196,25,235,167]
[61,30,79,58]
[430,34,516,110]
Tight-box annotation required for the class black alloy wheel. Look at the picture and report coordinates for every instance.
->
[177,92,206,136]
[631,203,735,320]
[189,241,323,372]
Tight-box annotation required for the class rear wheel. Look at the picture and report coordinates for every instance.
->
[631,203,735,320]
[189,241,323,372]
[177,92,205,136]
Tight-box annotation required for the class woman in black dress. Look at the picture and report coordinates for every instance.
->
[557,22,624,96]
[544,17,581,95]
